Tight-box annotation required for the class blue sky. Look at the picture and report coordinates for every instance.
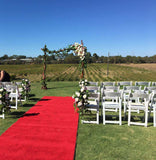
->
[0,0,156,57]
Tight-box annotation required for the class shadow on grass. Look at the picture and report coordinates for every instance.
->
[22,112,40,117]
[39,98,51,101]
[22,103,35,107]
[8,111,40,118]
[9,111,25,118]
[28,98,41,102]
[29,94,36,98]
[47,84,78,90]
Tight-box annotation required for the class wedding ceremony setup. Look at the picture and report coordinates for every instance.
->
[0,41,156,160]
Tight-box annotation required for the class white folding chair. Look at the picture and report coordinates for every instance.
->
[102,92,122,125]
[127,92,151,127]
[6,85,18,110]
[81,93,100,124]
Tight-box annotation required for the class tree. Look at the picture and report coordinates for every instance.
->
[92,53,99,63]
[85,52,92,63]
[1,54,9,60]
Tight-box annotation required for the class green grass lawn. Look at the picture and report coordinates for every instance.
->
[0,81,156,160]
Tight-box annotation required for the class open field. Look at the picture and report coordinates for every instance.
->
[1,63,156,82]
[0,81,156,160]
[118,63,156,71]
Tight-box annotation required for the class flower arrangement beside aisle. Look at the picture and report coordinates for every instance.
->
[72,79,89,115]
[21,79,31,100]
[79,79,89,87]
[0,87,11,113]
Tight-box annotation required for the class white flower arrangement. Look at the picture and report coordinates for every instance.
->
[73,42,86,61]
[79,79,89,87]
[0,87,11,112]
[21,79,31,100]
[72,79,89,113]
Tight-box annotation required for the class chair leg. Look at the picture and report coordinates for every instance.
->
[145,108,148,127]
[103,106,105,125]
[124,102,127,120]
[128,106,131,126]
[15,95,18,110]
[119,106,122,125]
[97,110,99,124]
[154,106,156,127]
[2,108,5,119]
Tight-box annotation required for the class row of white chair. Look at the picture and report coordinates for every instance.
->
[81,83,156,127]
[102,85,156,127]
[89,81,156,87]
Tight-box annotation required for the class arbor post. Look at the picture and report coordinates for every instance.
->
[41,45,48,90]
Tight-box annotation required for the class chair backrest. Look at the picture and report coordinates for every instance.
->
[101,82,115,86]
[151,82,156,86]
[88,92,100,102]
[85,86,100,93]
[129,92,151,103]
[88,81,98,86]
[1,82,12,86]
[5,84,17,93]
[103,86,119,92]
[15,82,22,86]
[117,81,132,86]
[103,92,121,103]
[124,86,140,92]
[146,86,156,92]
[103,92,120,97]
[135,81,151,86]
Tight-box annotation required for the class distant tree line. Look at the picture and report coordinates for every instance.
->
[0,53,156,64]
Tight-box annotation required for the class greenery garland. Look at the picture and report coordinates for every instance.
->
[41,41,87,89]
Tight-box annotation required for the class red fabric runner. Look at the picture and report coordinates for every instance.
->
[0,96,79,160]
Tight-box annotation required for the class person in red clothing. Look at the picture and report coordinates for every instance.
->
[0,70,10,82]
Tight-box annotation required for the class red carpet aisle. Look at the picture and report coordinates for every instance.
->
[0,96,79,160]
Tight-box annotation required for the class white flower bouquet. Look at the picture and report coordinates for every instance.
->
[0,87,11,113]
[79,79,89,87]
[21,79,31,100]
[72,82,89,114]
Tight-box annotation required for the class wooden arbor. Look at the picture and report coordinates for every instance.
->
[41,40,87,89]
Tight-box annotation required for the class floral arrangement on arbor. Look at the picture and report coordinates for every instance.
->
[0,88,11,113]
[73,42,87,79]
[72,79,89,114]
[21,79,31,100]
